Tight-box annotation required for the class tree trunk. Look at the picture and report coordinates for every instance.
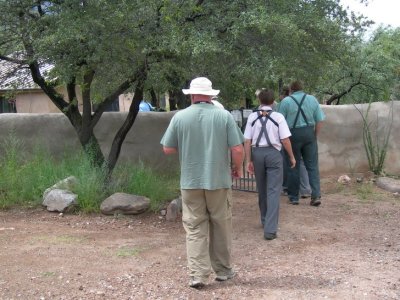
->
[149,87,159,108]
[168,89,178,111]
[278,78,283,95]
[106,77,146,178]
[81,135,106,169]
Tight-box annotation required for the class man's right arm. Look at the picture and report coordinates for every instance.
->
[281,138,296,168]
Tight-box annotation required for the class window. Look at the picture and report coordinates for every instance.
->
[0,97,17,113]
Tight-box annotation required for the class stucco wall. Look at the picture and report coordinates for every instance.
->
[0,101,399,175]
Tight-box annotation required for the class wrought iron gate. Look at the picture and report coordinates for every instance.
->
[230,108,258,192]
[231,161,257,192]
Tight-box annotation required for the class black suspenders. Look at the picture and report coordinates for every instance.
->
[251,110,279,147]
[289,93,308,129]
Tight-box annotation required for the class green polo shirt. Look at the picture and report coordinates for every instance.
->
[161,103,244,189]
[278,91,325,128]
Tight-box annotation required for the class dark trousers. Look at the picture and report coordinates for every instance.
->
[286,126,321,202]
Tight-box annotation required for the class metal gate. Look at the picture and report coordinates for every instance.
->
[230,108,258,192]
[232,161,257,192]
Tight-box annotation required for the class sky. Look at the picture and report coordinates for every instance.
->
[340,0,400,29]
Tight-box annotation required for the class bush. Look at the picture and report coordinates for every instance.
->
[0,136,180,212]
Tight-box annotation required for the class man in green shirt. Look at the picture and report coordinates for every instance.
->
[161,77,245,289]
[278,80,325,206]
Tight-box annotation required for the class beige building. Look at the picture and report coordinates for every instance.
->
[0,59,132,113]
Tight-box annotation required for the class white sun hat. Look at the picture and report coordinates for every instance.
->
[182,77,220,96]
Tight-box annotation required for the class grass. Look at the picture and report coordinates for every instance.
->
[0,135,180,213]
[116,246,141,257]
[41,271,56,277]
[322,176,390,203]
[355,183,374,201]
[111,162,180,211]
[31,235,87,245]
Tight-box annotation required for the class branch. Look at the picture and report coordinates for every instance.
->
[325,80,361,105]
[90,68,145,129]
[185,0,206,22]
[36,1,45,16]
[359,82,384,91]
[106,69,148,176]
[82,69,95,128]
[28,60,69,111]
[64,78,83,128]
[66,78,77,103]
[0,54,27,65]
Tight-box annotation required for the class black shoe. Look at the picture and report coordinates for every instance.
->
[189,277,205,289]
[215,270,235,281]
[264,233,277,240]
[310,198,321,206]
[289,200,299,205]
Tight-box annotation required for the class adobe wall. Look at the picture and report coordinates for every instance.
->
[0,101,399,176]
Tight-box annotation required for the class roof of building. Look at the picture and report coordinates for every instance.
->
[0,58,53,91]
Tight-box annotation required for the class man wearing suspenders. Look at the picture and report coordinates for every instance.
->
[278,81,325,206]
[244,89,295,240]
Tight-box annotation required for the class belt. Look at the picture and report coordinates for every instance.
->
[252,145,270,148]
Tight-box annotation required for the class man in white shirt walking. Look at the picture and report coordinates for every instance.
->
[244,89,295,240]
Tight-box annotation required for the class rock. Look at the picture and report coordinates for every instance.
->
[166,197,182,222]
[43,176,78,198]
[338,175,351,184]
[166,201,179,221]
[175,196,182,211]
[376,177,400,193]
[100,193,150,215]
[42,189,78,212]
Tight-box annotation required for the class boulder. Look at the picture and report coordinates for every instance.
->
[376,177,400,193]
[338,175,351,184]
[166,197,182,222]
[100,193,150,215]
[42,189,78,212]
[43,176,78,198]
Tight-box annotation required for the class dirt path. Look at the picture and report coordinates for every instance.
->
[0,177,399,299]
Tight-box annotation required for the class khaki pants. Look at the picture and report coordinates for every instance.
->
[181,188,233,281]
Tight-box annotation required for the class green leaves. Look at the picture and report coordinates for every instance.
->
[1,0,390,106]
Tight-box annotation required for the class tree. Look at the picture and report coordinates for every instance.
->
[0,0,367,177]
[0,0,207,176]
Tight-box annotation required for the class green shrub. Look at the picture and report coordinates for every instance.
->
[111,162,180,211]
[0,136,180,212]
[0,136,62,208]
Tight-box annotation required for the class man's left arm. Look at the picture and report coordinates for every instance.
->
[163,146,178,155]
[313,99,325,137]
[315,121,323,137]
